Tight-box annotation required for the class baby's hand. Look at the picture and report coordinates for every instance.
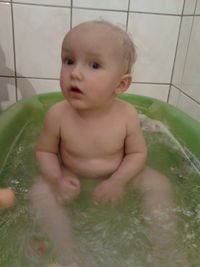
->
[93,179,124,207]
[56,176,81,204]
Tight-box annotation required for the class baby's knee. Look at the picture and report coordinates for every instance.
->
[133,167,172,195]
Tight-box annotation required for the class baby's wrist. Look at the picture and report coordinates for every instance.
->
[45,174,62,187]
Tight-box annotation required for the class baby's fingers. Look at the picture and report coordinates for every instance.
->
[68,177,80,188]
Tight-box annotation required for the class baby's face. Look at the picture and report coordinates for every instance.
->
[60,23,125,111]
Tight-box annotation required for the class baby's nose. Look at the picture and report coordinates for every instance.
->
[70,64,83,80]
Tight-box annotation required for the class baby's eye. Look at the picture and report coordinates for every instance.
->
[64,58,74,65]
[90,62,101,69]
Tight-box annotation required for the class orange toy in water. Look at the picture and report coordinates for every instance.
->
[0,188,15,208]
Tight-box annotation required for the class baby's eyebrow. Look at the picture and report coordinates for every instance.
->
[61,48,73,59]
[62,47,71,53]
[86,51,103,61]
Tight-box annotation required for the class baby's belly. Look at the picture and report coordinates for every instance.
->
[61,152,123,179]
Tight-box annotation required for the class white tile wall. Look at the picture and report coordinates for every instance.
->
[180,17,200,103]
[196,0,200,14]
[13,4,70,79]
[169,86,200,122]
[177,94,200,122]
[130,0,184,14]
[171,15,200,120]
[0,77,16,111]
[168,86,180,106]
[128,13,180,83]
[172,17,193,86]
[17,78,60,99]
[183,0,196,14]
[73,0,129,11]
[72,8,127,29]
[0,2,15,76]
[128,83,169,102]
[12,0,71,6]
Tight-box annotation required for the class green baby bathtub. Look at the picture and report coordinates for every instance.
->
[0,92,200,267]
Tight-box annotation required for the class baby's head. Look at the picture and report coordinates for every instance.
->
[60,21,136,111]
[62,20,136,75]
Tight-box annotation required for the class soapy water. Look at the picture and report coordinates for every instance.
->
[0,116,200,267]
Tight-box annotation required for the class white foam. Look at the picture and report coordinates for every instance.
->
[139,114,200,175]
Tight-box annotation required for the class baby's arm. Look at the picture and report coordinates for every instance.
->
[94,105,147,206]
[36,104,62,185]
[109,105,147,184]
[36,104,80,202]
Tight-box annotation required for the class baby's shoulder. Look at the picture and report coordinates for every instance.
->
[115,99,138,118]
[46,100,70,117]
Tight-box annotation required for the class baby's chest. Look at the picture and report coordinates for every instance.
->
[61,121,126,155]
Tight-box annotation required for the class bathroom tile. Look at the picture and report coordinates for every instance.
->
[177,93,200,122]
[130,0,184,14]
[0,2,15,76]
[128,13,180,83]
[73,0,129,11]
[169,86,200,122]
[180,85,200,104]
[172,17,193,87]
[12,0,71,6]
[72,8,127,29]
[195,0,200,14]
[17,78,60,99]
[183,0,196,14]
[181,17,200,103]
[128,83,170,102]
[13,4,70,79]
[168,86,181,106]
[0,77,16,111]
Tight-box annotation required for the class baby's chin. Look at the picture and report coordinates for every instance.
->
[66,98,90,111]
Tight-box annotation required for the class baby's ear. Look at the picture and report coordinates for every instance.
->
[115,74,132,95]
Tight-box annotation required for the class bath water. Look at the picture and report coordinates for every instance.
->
[0,116,200,267]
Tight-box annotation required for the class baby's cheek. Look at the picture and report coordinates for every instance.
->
[60,70,68,89]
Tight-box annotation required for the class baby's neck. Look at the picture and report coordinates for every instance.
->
[74,100,116,120]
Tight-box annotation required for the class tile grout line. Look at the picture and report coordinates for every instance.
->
[6,1,71,9]
[174,0,197,103]
[3,2,198,17]
[167,0,185,103]
[0,75,171,86]
[181,0,198,80]
[126,0,131,32]
[70,0,73,29]
[171,84,200,105]
[10,1,18,102]
[1,1,200,16]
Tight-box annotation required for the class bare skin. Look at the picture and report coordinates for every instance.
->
[36,98,147,206]
[31,21,183,267]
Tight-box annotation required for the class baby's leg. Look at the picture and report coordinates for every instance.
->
[132,167,186,266]
[30,178,78,266]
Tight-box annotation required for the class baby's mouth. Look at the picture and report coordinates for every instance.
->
[69,86,83,94]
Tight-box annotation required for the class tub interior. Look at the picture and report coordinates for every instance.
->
[0,93,200,267]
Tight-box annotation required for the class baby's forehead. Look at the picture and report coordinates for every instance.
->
[63,22,122,50]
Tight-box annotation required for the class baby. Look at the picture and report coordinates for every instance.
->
[31,21,178,267]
